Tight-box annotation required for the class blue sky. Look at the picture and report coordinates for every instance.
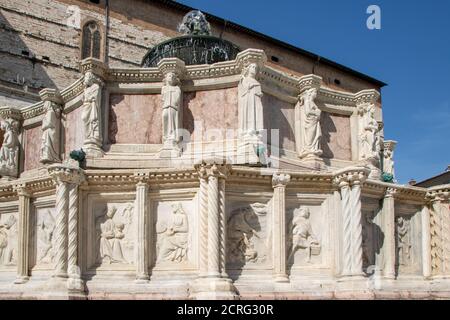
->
[177,0,450,184]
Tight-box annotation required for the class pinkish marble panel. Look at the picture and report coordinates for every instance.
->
[263,94,296,152]
[321,112,351,160]
[109,94,162,144]
[24,125,42,171]
[183,87,239,142]
[65,106,84,156]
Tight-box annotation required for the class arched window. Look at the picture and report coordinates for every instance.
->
[81,20,102,60]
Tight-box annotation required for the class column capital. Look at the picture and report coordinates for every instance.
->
[133,172,151,186]
[426,186,450,203]
[333,166,370,188]
[194,157,231,180]
[48,161,85,185]
[298,74,322,95]
[272,173,291,188]
[384,187,398,198]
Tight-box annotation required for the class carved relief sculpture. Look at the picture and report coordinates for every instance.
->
[383,140,397,182]
[40,101,61,164]
[36,210,56,264]
[289,207,320,263]
[238,63,264,139]
[228,203,268,264]
[96,206,128,264]
[396,216,411,266]
[82,71,103,151]
[0,118,20,178]
[157,203,189,263]
[298,88,323,159]
[161,72,182,148]
[0,214,17,266]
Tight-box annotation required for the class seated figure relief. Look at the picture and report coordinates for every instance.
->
[95,205,134,265]
[289,207,320,264]
[396,216,411,266]
[157,203,189,263]
[36,210,56,264]
[0,214,17,266]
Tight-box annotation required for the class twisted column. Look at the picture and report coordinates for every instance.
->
[54,179,69,278]
[207,167,220,277]
[219,178,227,278]
[382,187,397,279]
[197,165,209,277]
[14,186,31,284]
[350,179,364,275]
[334,167,369,277]
[272,173,290,282]
[48,162,85,284]
[135,180,150,282]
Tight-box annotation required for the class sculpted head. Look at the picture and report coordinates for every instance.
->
[245,63,259,78]
[164,72,179,86]
[84,72,94,87]
[295,207,310,219]
[106,206,117,219]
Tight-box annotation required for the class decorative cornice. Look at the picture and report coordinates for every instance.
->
[235,48,267,70]
[157,58,186,78]
[80,57,107,79]
[354,89,380,106]
[298,74,322,94]
[427,184,450,203]
[0,106,23,121]
[47,163,85,185]
[39,88,63,104]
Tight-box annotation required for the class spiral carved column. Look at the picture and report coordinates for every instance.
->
[48,162,85,287]
[334,167,369,278]
[272,173,290,282]
[197,165,209,277]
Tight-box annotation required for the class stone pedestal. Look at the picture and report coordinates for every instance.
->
[237,135,266,165]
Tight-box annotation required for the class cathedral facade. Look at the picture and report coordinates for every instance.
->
[0,0,449,299]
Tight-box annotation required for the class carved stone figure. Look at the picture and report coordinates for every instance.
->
[82,72,103,147]
[36,210,56,264]
[40,101,61,164]
[161,72,182,147]
[96,206,127,264]
[0,214,17,266]
[0,118,20,178]
[359,104,379,160]
[383,141,397,180]
[298,88,322,158]
[289,207,320,263]
[396,216,411,266]
[178,10,211,36]
[157,203,189,263]
[238,63,264,138]
[227,204,267,264]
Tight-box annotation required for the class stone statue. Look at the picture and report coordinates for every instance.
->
[299,88,322,158]
[158,203,189,263]
[396,216,411,266]
[383,141,396,180]
[40,101,61,164]
[0,214,17,266]
[289,207,320,263]
[96,206,127,264]
[0,118,20,178]
[82,72,103,147]
[161,72,182,146]
[238,63,264,138]
[359,104,379,160]
[178,10,211,36]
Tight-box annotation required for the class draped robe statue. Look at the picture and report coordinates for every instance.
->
[299,88,322,158]
[0,119,20,177]
[82,72,102,147]
[158,203,189,262]
[289,207,320,263]
[238,63,264,138]
[161,72,182,146]
[359,104,379,160]
[40,101,61,164]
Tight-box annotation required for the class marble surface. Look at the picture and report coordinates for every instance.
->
[23,125,42,171]
[321,112,351,160]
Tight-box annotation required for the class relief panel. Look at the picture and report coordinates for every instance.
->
[0,212,18,268]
